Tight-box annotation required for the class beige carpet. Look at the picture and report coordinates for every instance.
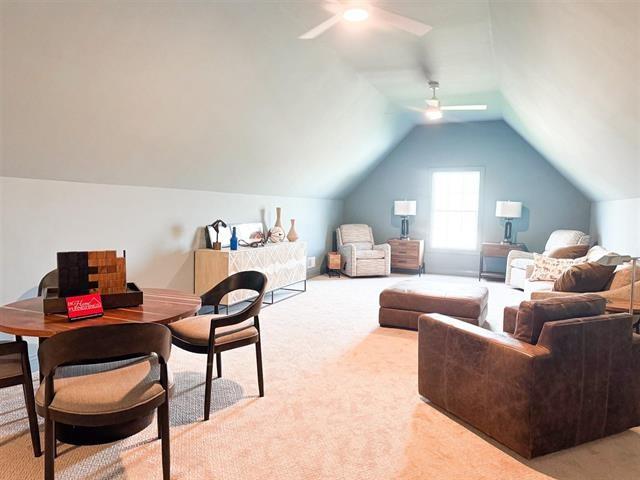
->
[1,274,639,479]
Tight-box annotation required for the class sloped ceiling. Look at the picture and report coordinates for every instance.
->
[490,0,640,201]
[1,1,638,201]
[0,1,413,199]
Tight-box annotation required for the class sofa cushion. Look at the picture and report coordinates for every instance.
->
[529,253,579,281]
[380,280,488,319]
[356,249,385,259]
[513,294,606,344]
[553,262,616,293]
[547,244,589,259]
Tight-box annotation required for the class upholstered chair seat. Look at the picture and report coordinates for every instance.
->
[355,249,386,259]
[35,356,172,416]
[169,316,258,347]
[0,351,22,379]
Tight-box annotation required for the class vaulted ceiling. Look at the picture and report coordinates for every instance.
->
[1,1,638,201]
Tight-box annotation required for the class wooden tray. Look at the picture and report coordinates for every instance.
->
[42,283,144,314]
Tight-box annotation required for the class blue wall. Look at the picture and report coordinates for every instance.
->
[343,120,591,276]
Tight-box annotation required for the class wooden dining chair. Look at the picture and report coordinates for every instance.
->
[36,323,173,480]
[169,270,267,420]
[0,337,41,457]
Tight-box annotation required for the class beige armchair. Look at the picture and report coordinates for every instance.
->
[506,229,590,289]
[336,224,390,277]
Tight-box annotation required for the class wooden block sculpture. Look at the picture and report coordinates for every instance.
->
[57,250,127,297]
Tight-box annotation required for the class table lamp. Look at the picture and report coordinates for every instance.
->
[495,201,522,244]
[394,200,416,240]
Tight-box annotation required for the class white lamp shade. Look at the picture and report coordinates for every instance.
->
[495,201,522,219]
[394,200,416,216]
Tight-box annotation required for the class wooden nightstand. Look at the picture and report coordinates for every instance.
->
[326,251,341,277]
[388,239,425,276]
[479,242,527,281]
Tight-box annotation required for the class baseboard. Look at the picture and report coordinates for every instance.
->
[307,266,323,278]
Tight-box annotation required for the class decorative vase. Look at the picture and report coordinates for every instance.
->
[287,219,299,242]
[269,207,285,243]
[274,207,283,229]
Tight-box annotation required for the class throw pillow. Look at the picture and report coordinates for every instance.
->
[528,253,579,282]
[513,294,606,344]
[547,244,589,259]
[553,262,616,293]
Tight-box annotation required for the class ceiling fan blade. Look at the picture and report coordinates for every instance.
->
[299,14,342,40]
[371,7,432,36]
[440,105,488,111]
[405,106,426,113]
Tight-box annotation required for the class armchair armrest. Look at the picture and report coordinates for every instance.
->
[338,243,357,277]
[373,243,391,275]
[530,290,579,300]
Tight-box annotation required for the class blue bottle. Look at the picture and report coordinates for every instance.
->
[230,226,238,250]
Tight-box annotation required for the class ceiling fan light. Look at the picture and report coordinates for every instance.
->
[425,106,442,121]
[343,7,369,22]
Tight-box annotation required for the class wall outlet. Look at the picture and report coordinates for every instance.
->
[307,256,316,268]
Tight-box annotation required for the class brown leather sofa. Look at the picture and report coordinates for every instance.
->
[418,294,640,458]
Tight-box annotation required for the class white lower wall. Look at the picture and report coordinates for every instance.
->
[0,177,343,303]
[590,197,640,256]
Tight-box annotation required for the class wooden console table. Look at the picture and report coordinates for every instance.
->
[479,242,527,281]
[195,242,307,306]
[388,239,425,276]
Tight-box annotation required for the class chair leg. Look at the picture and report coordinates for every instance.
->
[44,418,55,480]
[204,348,214,421]
[255,341,264,397]
[216,352,222,378]
[21,358,41,457]
[159,401,170,480]
[157,410,162,439]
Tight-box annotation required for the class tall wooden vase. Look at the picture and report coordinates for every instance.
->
[287,219,299,242]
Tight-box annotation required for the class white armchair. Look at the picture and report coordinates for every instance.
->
[506,229,590,289]
[336,224,390,277]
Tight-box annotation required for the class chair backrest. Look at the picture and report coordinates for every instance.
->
[38,323,172,379]
[336,224,374,250]
[38,269,58,297]
[201,270,267,319]
[544,230,590,254]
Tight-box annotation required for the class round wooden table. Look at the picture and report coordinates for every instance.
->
[0,288,201,445]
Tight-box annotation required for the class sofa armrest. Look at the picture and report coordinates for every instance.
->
[506,250,535,285]
[338,244,357,276]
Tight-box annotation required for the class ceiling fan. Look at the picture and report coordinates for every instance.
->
[407,81,488,121]
[299,1,432,40]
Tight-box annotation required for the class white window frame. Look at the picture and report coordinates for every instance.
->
[427,167,484,253]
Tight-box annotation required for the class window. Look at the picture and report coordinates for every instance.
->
[430,170,481,250]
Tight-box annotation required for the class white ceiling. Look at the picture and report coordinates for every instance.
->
[1,1,638,201]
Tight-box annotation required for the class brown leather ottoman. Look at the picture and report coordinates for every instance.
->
[379,279,488,330]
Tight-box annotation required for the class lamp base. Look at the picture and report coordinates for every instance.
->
[400,217,409,240]
[502,219,513,244]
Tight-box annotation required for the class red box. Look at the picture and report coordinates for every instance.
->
[65,293,104,321]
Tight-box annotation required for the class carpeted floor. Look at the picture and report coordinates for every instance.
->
[1,274,639,479]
